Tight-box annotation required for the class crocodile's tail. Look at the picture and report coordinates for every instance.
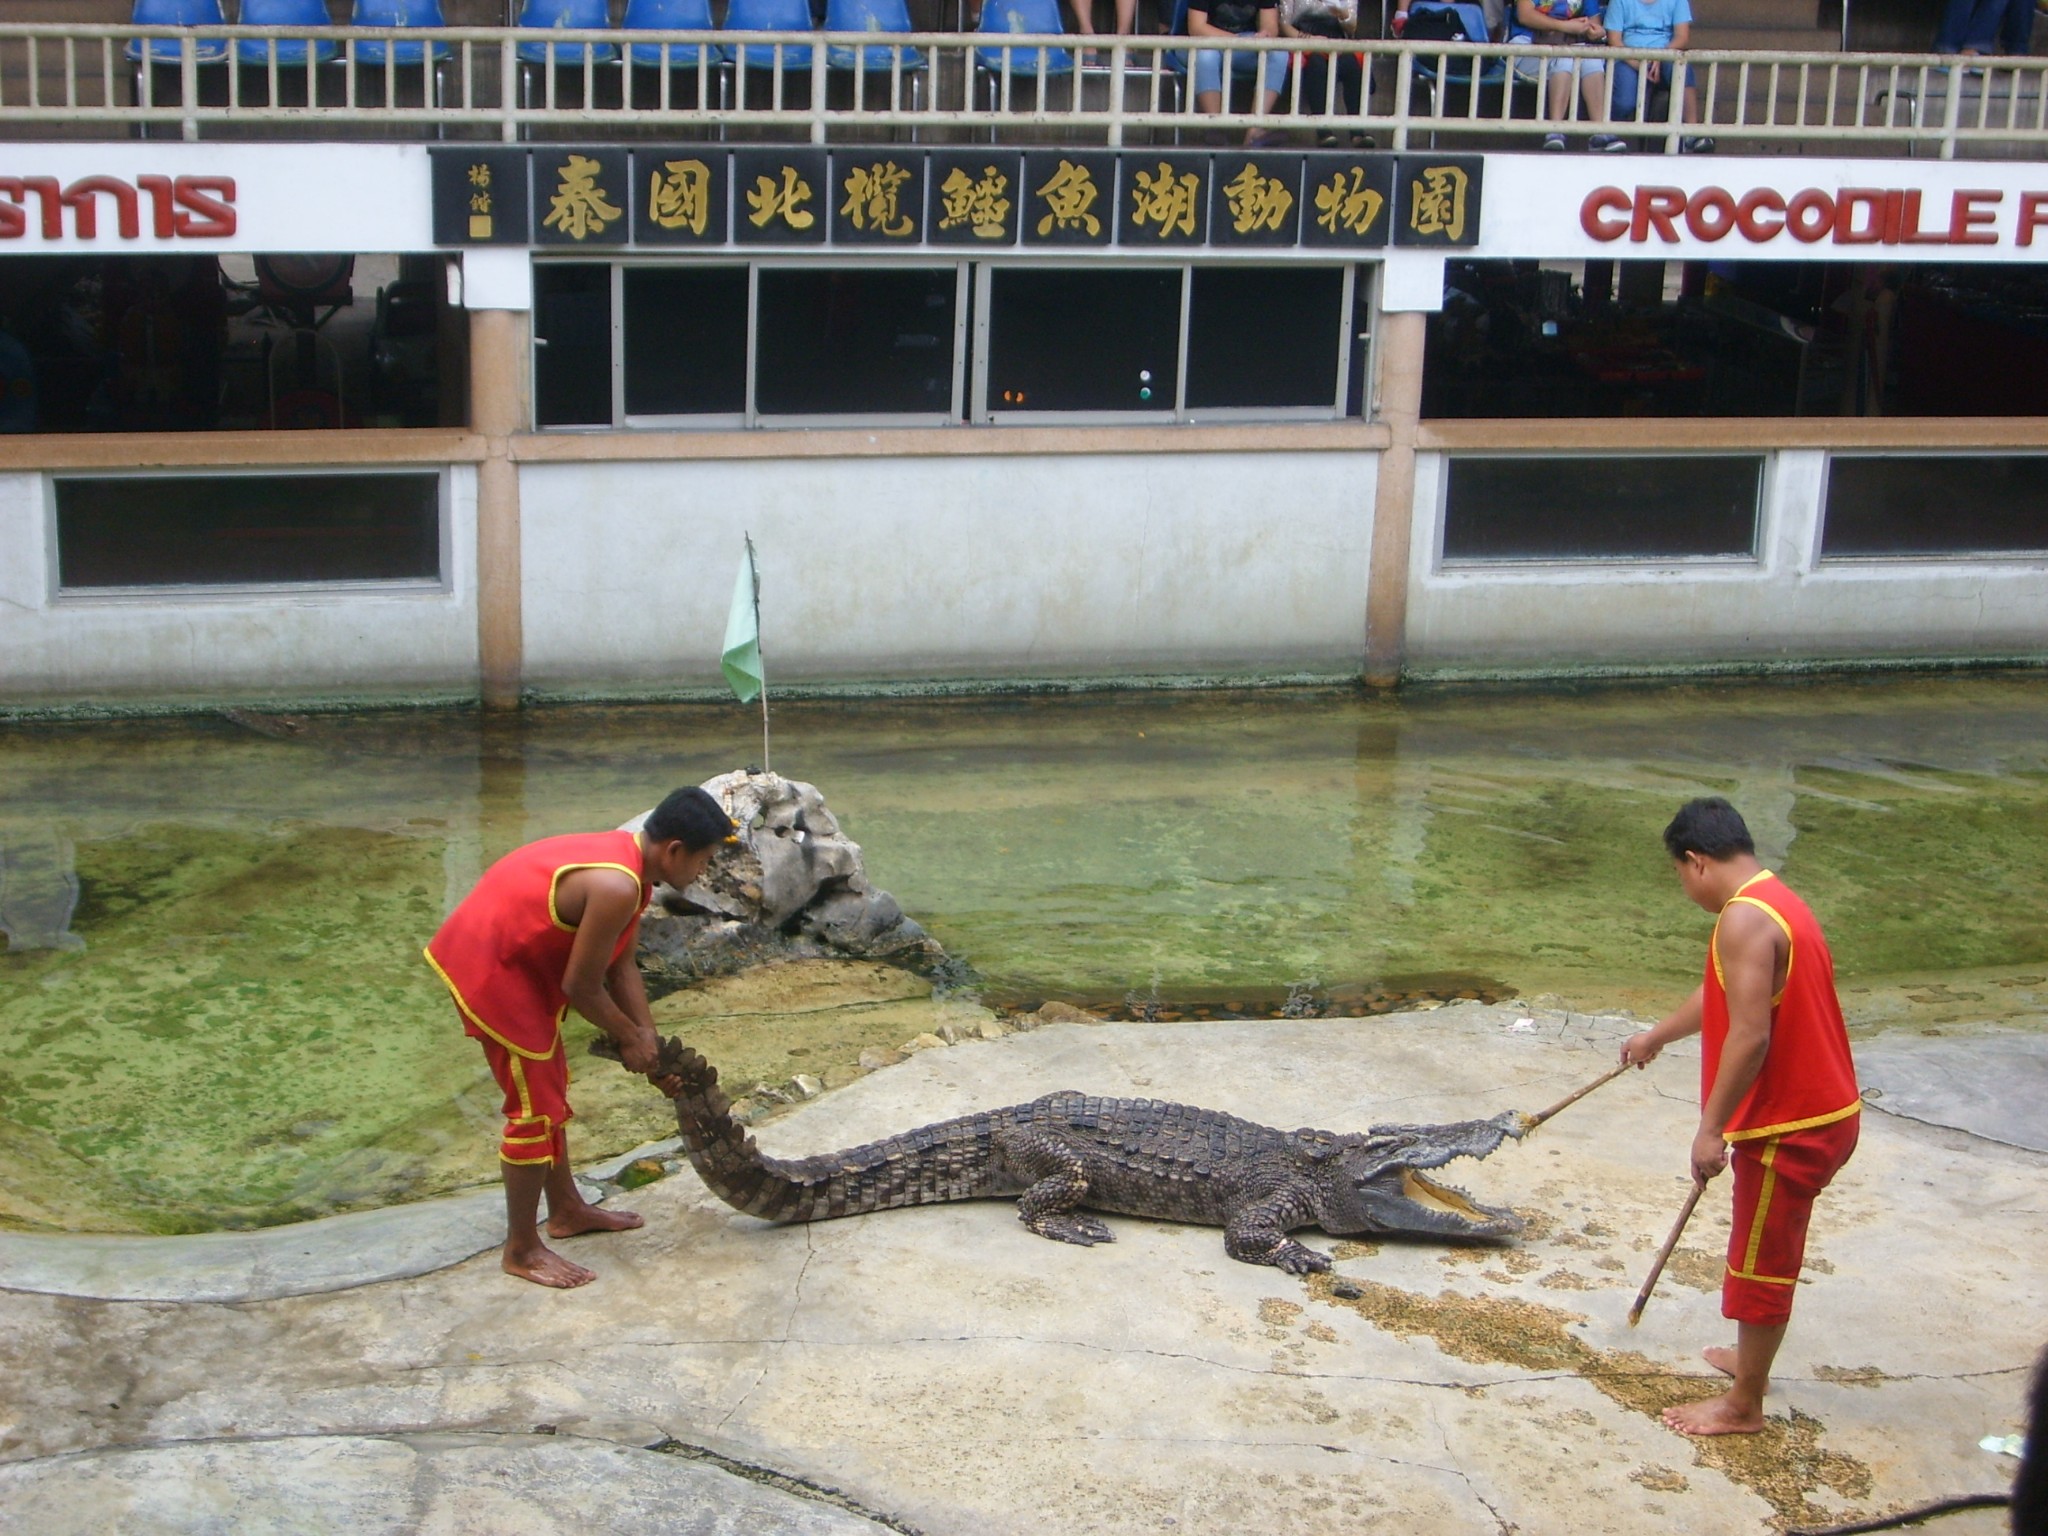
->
[654,1036,1013,1224]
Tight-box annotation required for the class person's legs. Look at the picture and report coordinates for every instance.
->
[1665,1119,1858,1437]
[543,1124,645,1240]
[500,1156,596,1289]
[1999,0,2035,55]
[1193,46,1224,112]
[1611,57,1642,119]
[1069,0,1098,35]
[1544,60,1574,120]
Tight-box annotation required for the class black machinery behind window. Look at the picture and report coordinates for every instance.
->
[1443,456,1763,562]
[1186,266,1345,411]
[1823,456,2048,557]
[56,473,441,588]
[534,263,613,427]
[754,267,957,417]
[623,265,749,418]
[986,267,1181,414]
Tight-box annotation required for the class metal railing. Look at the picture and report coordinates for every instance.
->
[2,22,2045,157]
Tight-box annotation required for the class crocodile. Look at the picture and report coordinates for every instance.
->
[644,1038,1530,1273]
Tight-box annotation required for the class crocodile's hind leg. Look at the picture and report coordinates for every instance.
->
[995,1128,1115,1247]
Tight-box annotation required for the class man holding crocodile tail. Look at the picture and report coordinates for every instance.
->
[1620,797,1860,1436]
[425,787,735,1289]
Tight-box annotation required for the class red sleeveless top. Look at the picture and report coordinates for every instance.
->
[423,830,650,1060]
[1701,870,1860,1141]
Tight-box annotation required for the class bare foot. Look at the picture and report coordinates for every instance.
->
[1703,1345,1740,1377]
[502,1242,597,1289]
[1662,1391,1766,1436]
[547,1202,644,1239]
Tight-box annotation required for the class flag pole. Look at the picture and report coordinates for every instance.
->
[748,533,769,774]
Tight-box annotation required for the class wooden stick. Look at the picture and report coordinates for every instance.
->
[1628,1180,1707,1328]
[1522,1061,1634,1132]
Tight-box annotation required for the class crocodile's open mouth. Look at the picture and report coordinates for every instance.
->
[1401,1169,1495,1222]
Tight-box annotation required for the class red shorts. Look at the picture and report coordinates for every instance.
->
[475,1027,573,1167]
[1724,1113,1859,1326]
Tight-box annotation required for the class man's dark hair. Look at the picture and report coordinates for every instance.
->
[1663,797,1756,861]
[2014,1344,2048,1536]
[643,786,734,852]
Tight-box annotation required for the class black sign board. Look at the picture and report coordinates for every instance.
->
[1299,153,1394,250]
[733,149,830,246]
[926,152,1021,247]
[1117,153,1211,248]
[830,152,927,245]
[431,147,530,246]
[532,147,630,246]
[1208,153,1304,248]
[429,146,1480,252]
[632,148,730,246]
[1019,150,1116,247]
[1392,154,1483,247]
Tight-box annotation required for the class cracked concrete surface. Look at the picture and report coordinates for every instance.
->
[0,1006,2037,1535]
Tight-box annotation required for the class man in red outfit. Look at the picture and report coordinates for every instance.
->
[426,786,734,1289]
[1622,797,1860,1436]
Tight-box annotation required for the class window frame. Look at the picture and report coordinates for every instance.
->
[1432,452,1769,572]
[536,255,972,431]
[1815,450,2048,566]
[537,254,1365,431]
[970,257,1359,427]
[45,466,453,601]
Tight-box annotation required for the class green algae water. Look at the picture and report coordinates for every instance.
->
[4,675,2047,1233]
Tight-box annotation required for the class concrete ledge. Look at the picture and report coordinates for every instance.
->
[0,1432,903,1536]
[0,1188,506,1304]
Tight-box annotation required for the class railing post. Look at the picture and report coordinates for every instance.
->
[1392,48,1412,151]
[1107,40,1125,149]
[811,35,826,145]
[180,34,198,141]
[501,33,517,142]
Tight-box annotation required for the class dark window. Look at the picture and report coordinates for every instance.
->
[986,267,1180,413]
[56,474,441,588]
[754,268,957,416]
[1823,456,2048,557]
[533,263,613,427]
[623,266,749,417]
[1443,456,1762,562]
[1186,266,1345,411]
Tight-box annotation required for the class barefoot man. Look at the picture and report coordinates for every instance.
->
[425,786,734,1288]
[1621,797,1860,1436]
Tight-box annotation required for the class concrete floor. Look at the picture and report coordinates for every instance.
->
[0,1004,2038,1535]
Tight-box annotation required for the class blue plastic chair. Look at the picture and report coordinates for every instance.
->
[724,0,815,78]
[1408,1,1503,88]
[623,0,717,69]
[350,0,449,65]
[235,0,340,67]
[515,0,619,66]
[823,0,925,78]
[974,0,1072,80]
[126,0,230,64]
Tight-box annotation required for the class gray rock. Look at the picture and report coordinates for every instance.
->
[627,772,951,995]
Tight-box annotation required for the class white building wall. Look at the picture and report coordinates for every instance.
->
[517,451,1379,689]
[0,467,480,704]
[1403,449,2048,675]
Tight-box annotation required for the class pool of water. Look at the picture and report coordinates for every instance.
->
[4,674,2047,1233]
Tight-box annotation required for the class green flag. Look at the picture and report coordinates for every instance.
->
[721,538,764,704]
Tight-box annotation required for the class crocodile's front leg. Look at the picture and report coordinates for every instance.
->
[1224,1193,1329,1273]
[996,1128,1115,1247]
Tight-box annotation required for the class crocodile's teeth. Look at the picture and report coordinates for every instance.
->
[1401,1170,1491,1221]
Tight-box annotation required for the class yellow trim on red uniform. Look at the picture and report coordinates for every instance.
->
[1711,872,1792,1006]
[500,1150,557,1165]
[422,945,560,1061]
[546,861,646,932]
[1736,1137,1781,1277]
[1724,1099,1861,1142]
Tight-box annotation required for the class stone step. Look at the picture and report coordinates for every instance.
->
[1691,0,1822,29]
[1690,24,1842,53]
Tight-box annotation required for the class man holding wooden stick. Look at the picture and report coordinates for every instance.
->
[1621,797,1862,1437]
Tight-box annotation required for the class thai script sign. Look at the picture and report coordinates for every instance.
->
[430,147,1483,252]
[0,174,235,242]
